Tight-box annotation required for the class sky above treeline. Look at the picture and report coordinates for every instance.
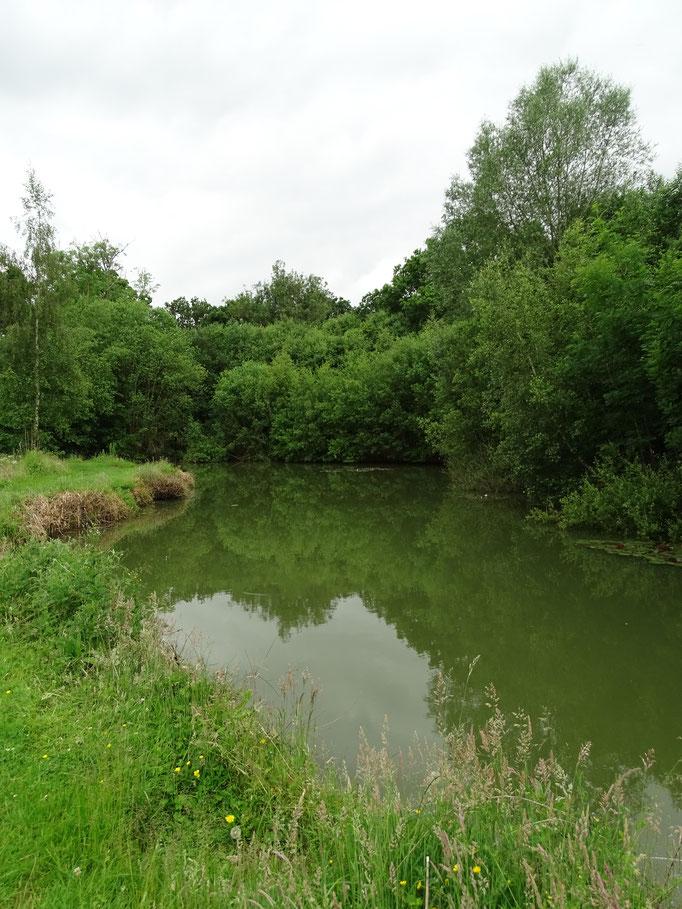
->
[1,0,681,306]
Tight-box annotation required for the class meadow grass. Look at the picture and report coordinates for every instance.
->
[0,537,671,908]
[0,451,192,539]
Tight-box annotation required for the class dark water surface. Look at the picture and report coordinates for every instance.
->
[108,465,682,802]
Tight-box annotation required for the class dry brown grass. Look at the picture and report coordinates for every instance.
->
[132,466,194,504]
[21,490,133,539]
[15,462,194,539]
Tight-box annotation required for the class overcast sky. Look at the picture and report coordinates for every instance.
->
[1,0,680,305]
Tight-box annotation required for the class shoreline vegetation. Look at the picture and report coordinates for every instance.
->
[0,455,677,906]
[0,451,193,541]
[0,56,681,903]
[2,61,682,547]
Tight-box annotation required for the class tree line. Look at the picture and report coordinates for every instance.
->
[2,60,681,538]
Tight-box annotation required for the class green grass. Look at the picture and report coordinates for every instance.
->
[0,451,189,539]
[0,538,669,908]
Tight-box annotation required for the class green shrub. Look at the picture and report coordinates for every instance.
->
[557,459,682,540]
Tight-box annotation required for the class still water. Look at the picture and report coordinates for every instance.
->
[108,465,682,799]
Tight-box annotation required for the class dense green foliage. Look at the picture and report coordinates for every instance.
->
[1,60,681,538]
[0,537,668,907]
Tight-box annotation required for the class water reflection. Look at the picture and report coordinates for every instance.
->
[108,465,682,797]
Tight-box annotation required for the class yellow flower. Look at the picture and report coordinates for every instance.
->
[452,864,460,873]
[106,743,112,749]
[414,808,421,815]
[399,880,407,887]
[225,814,235,824]
[174,767,181,773]
[186,760,191,765]
[199,754,205,761]
[260,738,267,745]
[417,880,423,890]
[193,769,200,778]
[42,753,48,759]
[473,865,481,875]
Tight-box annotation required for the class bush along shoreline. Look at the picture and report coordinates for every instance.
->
[0,461,674,906]
[530,459,682,567]
[3,62,682,548]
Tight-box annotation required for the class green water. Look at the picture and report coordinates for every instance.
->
[110,464,682,797]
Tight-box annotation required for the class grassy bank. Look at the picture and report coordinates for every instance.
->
[0,534,671,907]
[0,451,193,540]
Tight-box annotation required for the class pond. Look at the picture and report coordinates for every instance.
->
[108,465,682,806]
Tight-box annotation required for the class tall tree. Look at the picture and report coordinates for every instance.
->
[164,295,215,329]
[359,249,439,331]
[14,170,57,449]
[223,261,350,325]
[439,60,652,268]
[481,60,652,249]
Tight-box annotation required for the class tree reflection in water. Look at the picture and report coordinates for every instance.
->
[108,464,682,800]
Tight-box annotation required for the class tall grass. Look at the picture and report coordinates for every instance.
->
[0,539,671,907]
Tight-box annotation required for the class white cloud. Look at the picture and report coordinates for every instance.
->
[1,0,680,304]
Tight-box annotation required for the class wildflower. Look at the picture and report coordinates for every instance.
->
[42,754,48,759]
[417,880,423,890]
[225,814,235,824]
[414,808,421,815]
[230,825,241,841]
[174,767,181,773]
[473,865,481,875]
[452,864,459,873]
[73,866,82,877]
[260,738,267,745]
[199,754,204,761]
[106,743,112,749]
[186,759,191,765]
[399,880,407,887]
[193,769,200,778]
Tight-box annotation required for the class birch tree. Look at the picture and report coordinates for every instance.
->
[15,169,56,448]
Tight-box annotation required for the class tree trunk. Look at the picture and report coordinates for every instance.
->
[31,298,40,450]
